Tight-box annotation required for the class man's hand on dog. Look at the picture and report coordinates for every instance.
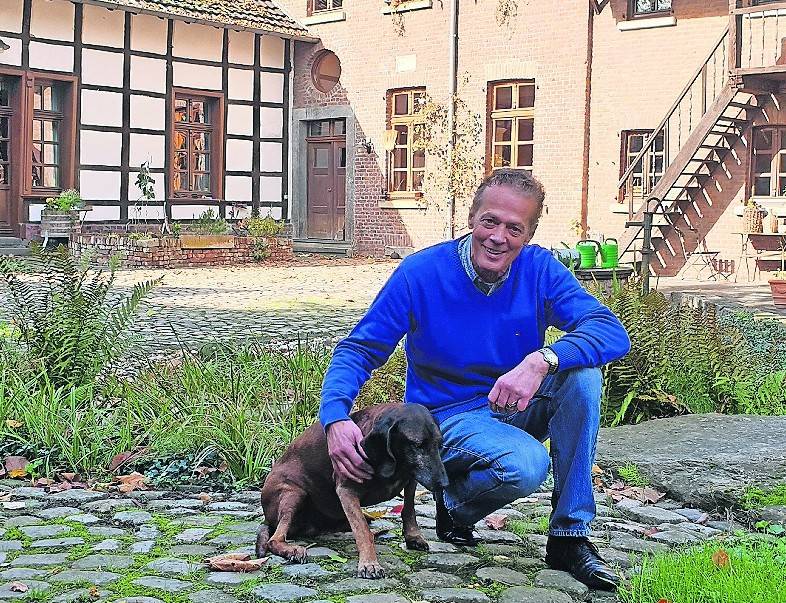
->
[326,420,374,483]
[488,351,549,414]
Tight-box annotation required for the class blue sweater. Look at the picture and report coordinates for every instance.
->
[319,239,631,427]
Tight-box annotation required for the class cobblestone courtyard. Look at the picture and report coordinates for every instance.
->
[0,480,742,603]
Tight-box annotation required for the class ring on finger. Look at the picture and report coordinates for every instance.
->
[506,399,518,409]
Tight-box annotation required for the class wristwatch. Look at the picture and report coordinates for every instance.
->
[537,347,559,375]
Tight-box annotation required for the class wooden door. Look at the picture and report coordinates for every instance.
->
[0,77,15,232]
[306,119,346,240]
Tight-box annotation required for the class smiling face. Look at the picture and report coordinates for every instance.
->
[468,184,540,282]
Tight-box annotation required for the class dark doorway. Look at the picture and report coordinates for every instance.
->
[0,76,17,235]
[306,118,346,240]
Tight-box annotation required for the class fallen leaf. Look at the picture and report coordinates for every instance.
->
[592,464,603,476]
[205,553,266,572]
[109,447,149,472]
[641,487,666,504]
[115,472,149,493]
[60,472,79,482]
[484,514,508,530]
[657,600,671,603]
[9,582,28,593]
[88,585,100,600]
[712,549,730,569]
[33,477,55,487]
[194,466,217,478]
[5,419,22,428]
[389,504,404,515]
[198,492,212,503]
[362,509,388,520]
[3,455,28,478]
[643,527,660,537]
[696,513,709,525]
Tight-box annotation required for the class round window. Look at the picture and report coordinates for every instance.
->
[311,51,341,94]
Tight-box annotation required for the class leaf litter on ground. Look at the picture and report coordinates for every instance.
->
[205,553,267,572]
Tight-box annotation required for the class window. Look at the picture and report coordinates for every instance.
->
[0,78,12,187]
[387,88,425,194]
[31,81,64,190]
[621,129,665,199]
[310,0,343,13]
[172,92,222,198]
[629,0,672,17]
[311,51,341,94]
[488,80,535,172]
[751,127,786,197]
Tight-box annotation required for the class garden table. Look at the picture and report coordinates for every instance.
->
[734,232,786,282]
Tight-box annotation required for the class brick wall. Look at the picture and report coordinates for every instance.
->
[70,235,293,268]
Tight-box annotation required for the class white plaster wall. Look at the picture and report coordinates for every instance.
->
[0,0,23,33]
[260,107,283,138]
[228,68,254,101]
[30,0,74,42]
[130,95,166,131]
[226,139,253,172]
[229,30,254,65]
[173,62,222,91]
[172,204,213,219]
[260,72,284,103]
[129,133,165,168]
[83,205,121,221]
[173,21,222,62]
[29,42,73,72]
[81,90,122,127]
[225,175,252,202]
[82,49,123,87]
[28,204,44,222]
[259,35,285,68]
[130,56,166,93]
[260,176,282,203]
[0,39,22,67]
[130,13,167,55]
[259,206,283,220]
[81,131,122,166]
[260,142,282,171]
[82,4,125,49]
[227,104,253,135]
[80,170,121,201]
[128,172,165,201]
[128,203,166,220]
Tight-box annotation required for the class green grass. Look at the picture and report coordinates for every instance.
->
[620,538,786,603]
[617,463,650,488]
[742,484,786,509]
[507,516,550,537]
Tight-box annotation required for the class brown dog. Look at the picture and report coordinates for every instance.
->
[256,403,448,578]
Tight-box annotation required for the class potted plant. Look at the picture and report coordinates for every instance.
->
[41,189,83,242]
[180,209,235,249]
[769,271,786,308]
[743,198,767,233]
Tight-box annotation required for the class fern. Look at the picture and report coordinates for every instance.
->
[0,248,160,388]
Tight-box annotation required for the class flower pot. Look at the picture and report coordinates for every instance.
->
[769,279,786,308]
[743,205,766,233]
[180,234,235,249]
[41,209,80,239]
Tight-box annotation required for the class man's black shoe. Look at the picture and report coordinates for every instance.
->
[545,536,620,591]
[434,490,479,547]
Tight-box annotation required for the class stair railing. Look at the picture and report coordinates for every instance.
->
[617,28,730,220]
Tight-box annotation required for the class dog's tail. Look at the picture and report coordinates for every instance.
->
[255,524,270,558]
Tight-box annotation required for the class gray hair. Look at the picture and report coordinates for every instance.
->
[470,169,546,226]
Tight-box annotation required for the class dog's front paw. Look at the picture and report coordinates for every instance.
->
[405,534,430,551]
[356,560,385,579]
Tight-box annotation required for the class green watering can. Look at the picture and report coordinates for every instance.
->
[600,237,619,269]
[576,240,600,269]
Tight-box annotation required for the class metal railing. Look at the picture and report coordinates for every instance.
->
[617,29,729,218]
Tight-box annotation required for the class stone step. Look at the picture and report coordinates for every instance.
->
[0,237,26,247]
[0,246,30,256]
[292,239,350,256]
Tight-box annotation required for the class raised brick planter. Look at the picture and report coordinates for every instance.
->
[69,234,293,268]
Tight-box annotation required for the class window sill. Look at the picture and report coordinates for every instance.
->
[303,10,347,25]
[618,15,676,30]
[609,202,632,214]
[380,194,426,209]
[381,0,433,15]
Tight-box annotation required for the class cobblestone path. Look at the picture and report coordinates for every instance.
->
[0,481,745,602]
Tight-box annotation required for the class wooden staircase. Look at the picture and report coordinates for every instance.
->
[616,27,763,275]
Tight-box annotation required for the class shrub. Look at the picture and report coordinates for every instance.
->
[190,209,228,235]
[0,249,159,388]
[245,216,285,237]
[45,189,82,212]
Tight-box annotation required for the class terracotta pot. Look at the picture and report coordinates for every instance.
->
[769,278,786,308]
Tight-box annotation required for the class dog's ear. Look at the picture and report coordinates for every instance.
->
[361,414,398,479]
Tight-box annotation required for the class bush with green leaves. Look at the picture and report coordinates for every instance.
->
[189,208,229,235]
[244,215,285,237]
[44,189,82,212]
[0,248,159,388]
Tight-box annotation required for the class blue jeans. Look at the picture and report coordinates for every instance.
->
[438,367,602,537]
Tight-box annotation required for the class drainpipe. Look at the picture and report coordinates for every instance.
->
[447,0,459,239]
[580,0,595,238]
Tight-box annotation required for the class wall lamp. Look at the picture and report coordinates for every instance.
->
[382,129,398,153]
[0,39,10,53]
[358,137,374,154]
